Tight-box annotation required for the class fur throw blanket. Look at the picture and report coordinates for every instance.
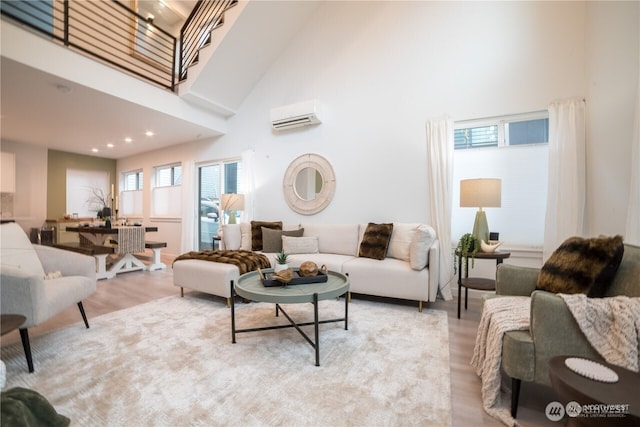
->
[559,294,640,372]
[471,296,531,427]
[173,250,270,275]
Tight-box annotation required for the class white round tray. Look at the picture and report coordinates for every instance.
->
[565,357,619,383]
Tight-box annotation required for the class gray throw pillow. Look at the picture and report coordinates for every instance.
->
[261,227,304,253]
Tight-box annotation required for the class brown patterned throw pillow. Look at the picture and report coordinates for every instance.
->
[359,223,394,260]
[537,235,624,297]
[250,221,282,251]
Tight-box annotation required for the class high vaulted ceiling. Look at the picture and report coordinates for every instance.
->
[0,1,320,159]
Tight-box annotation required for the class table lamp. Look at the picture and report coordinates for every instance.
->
[460,178,501,244]
[220,193,245,224]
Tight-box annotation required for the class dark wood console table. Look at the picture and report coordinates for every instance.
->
[456,250,510,318]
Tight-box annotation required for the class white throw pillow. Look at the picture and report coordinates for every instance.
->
[0,223,45,277]
[409,225,437,270]
[220,224,241,250]
[240,223,252,251]
[282,236,320,254]
[387,223,420,262]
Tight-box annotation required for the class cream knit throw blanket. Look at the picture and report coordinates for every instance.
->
[471,296,530,427]
[559,294,640,372]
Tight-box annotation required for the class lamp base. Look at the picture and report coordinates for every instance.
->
[472,210,489,245]
[227,211,237,224]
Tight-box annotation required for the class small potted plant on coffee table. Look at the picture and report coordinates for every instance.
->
[274,251,289,273]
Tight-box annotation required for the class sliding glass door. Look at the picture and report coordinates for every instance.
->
[197,160,242,250]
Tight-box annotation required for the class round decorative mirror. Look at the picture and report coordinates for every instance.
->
[283,153,336,215]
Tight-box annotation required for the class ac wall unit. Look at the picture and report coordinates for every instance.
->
[270,99,322,130]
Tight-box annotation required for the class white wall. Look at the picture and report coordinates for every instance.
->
[117,1,638,259]
[585,1,639,237]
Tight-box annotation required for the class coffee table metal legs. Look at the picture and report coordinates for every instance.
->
[230,281,348,366]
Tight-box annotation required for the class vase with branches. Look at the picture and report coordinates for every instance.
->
[85,187,112,219]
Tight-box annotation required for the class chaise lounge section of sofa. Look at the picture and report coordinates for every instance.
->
[173,222,439,311]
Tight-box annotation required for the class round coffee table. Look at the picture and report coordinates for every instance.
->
[549,355,640,426]
[231,269,349,366]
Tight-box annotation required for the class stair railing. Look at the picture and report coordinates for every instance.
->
[1,0,177,90]
[179,0,238,81]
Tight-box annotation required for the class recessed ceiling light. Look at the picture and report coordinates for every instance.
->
[145,131,154,137]
[92,148,99,153]
[124,137,133,143]
[55,84,72,94]
[107,143,115,148]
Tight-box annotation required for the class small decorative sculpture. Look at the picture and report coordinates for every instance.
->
[299,261,319,277]
[480,240,503,253]
[273,269,293,284]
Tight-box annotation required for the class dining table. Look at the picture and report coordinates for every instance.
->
[65,225,158,279]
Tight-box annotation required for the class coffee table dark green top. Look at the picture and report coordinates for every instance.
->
[235,269,349,304]
[232,269,350,366]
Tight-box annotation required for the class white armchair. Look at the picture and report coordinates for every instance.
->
[0,223,96,372]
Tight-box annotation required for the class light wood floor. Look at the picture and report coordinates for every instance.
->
[1,261,556,427]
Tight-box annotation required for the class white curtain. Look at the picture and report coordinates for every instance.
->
[241,149,256,222]
[626,69,640,245]
[180,160,196,252]
[543,98,586,261]
[426,118,454,301]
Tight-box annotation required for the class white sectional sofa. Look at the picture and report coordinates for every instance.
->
[173,222,439,311]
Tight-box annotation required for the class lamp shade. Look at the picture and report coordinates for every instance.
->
[220,193,245,211]
[460,179,501,208]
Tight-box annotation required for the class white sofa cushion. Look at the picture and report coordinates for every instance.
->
[220,224,242,250]
[0,223,45,277]
[240,223,252,251]
[286,253,356,274]
[173,259,237,298]
[302,224,360,256]
[410,225,437,270]
[344,256,430,301]
[387,223,421,262]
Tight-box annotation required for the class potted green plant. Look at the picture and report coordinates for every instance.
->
[455,233,478,271]
[274,251,289,273]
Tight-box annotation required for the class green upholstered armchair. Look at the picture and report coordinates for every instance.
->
[495,243,640,417]
[0,223,97,373]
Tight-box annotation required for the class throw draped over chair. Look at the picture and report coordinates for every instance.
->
[495,243,640,417]
[0,223,97,372]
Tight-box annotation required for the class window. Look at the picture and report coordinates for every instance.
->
[454,112,548,150]
[198,159,243,250]
[120,170,143,217]
[156,164,181,187]
[452,111,550,248]
[152,163,182,218]
[123,170,143,191]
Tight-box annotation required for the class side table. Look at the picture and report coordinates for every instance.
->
[549,355,640,426]
[212,236,221,250]
[456,250,510,318]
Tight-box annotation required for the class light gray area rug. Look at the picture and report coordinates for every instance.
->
[2,295,452,426]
